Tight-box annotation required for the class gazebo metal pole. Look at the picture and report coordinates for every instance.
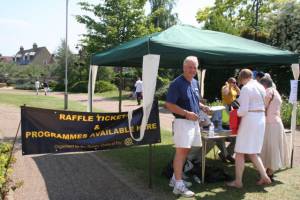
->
[89,68,93,112]
[64,0,69,110]
[118,67,123,112]
[290,63,300,168]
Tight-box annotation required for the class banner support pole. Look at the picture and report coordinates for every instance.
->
[290,63,299,168]
[148,143,153,189]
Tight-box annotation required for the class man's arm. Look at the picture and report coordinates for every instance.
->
[165,102,198,121]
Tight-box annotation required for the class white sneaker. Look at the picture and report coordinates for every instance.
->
[173,183,195,197]
[169,178,192,188]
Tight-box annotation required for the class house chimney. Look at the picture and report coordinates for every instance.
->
[33,43,38,50]
[20,46,24,53]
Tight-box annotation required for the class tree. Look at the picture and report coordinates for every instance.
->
[196,0,244,35]
[77,1,152,110]
[148,0,178,29]
[147,0,179,94]
[53,40,78,89]
[266,1,300,97]
[269,0,300,52]
[196,0,290,40]
[76,0,149,55]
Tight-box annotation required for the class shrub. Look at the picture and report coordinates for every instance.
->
[48,80,58,90]
[14,82,35,90]
[281,99,300,127]
[95,81,117,93]
[155,84,170,101]
[53,83,65,91]
[156,76,170,90]
[6,79,16,86]
[0,143,13,197]
[69,81,88,93]
[155,77,170,101]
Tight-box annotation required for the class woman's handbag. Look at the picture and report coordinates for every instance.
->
[230,100,240,109]
[229,109,240,135]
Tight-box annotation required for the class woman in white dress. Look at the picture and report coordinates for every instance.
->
[259,77,290,179]
[226,69,271,188]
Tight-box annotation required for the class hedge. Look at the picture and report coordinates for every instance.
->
[0,143,12,198]
[95,81,117,93]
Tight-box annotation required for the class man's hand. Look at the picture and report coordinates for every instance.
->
[185,111,198,121]
[202,105,211,113]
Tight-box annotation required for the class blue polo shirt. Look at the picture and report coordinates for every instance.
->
[166,75,201,118]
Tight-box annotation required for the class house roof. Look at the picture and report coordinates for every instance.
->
[16,47,46,56]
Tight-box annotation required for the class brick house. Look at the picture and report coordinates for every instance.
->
[14,43,54,65]
[0,55,13,63]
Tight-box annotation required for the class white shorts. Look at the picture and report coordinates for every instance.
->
[173,119,202,148]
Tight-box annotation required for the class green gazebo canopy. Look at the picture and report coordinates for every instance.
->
[91,24,299,68]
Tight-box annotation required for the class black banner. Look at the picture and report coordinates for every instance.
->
[21,101,161,155]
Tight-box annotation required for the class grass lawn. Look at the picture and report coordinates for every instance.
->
[0,92,89,112]
[1,92,299,199]
[95,90,131,100]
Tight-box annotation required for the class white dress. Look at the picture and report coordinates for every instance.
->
[234,80,266,154]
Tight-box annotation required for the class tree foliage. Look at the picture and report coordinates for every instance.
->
[266,1,300,98]
[53,40,78,88]
[148,0,178,29]
[76,0,149,55]
[269,0,300,52]
[196,0,290,40]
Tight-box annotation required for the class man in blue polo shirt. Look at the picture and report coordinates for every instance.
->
[165,56,209,197]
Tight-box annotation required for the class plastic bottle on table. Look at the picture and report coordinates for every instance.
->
[208,123,214,137]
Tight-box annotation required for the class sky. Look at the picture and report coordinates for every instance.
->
[0,0,214,56]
